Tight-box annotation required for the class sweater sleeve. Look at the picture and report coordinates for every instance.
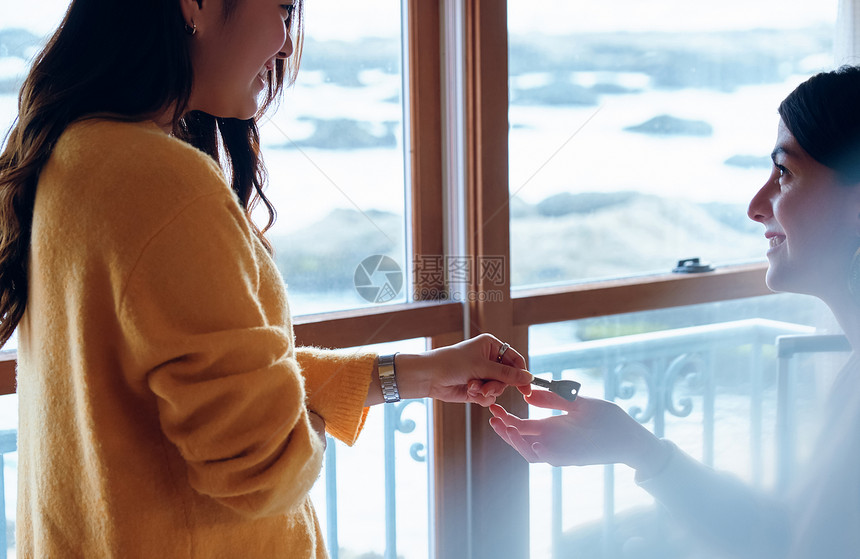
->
[637,441,790,558]
[296,348,375,445]
[118,189,323,519]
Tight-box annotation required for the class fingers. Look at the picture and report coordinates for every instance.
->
[469,393,497,407]
[488,403,545,436]
[490,405,574,465]
[488,363,533,387]
[503,425,541,462]
[524,387,578,412]
[468,379,507,398]
[488,403,510,420]
[489,416,514,446]
[497,341,527,370]
[489,415,539,461]
[473,334,531,384]
[467,379,483,398]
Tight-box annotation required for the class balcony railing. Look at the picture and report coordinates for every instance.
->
[527,318,818,558]
[323,399,430,559]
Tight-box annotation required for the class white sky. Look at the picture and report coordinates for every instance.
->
[0,0,840,40]
[509,0,838,34]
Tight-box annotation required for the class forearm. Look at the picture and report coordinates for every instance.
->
[297,348,375,445]
[638,442,790,558]
[364,337,532,407]
[364,352,432,406]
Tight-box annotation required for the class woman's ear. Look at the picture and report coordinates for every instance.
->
[178,0,209,33]
[178,0,198,28]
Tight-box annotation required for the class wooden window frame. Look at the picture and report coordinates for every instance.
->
[0,1,775,558]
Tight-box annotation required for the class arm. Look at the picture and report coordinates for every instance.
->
[490,391,789,558]
[297,347,375,445]
[363,335,534,407]
[300,335,534,445]
[120,190,323,519]
[638,441,790,559]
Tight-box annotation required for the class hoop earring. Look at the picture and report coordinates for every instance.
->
[184,21,197,36]
[848,246,860,303]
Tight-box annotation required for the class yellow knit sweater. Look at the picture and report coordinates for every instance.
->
[16,119,375,558]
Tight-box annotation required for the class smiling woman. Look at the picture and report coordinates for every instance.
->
[750,121,860,299]
[178,0,298,121]
[0,1,533,558]
[749,67,860,304]
[492,66,860,559]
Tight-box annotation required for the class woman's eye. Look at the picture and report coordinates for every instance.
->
[772,162,787,179]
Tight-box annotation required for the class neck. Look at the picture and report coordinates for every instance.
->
[823,292,860,353]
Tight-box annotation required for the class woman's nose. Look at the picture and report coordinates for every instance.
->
[278,33,293,60]
[748,175,776,223]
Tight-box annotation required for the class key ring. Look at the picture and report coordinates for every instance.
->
[496,342,511,363]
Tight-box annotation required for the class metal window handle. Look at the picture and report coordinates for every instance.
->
[531,377,581,402]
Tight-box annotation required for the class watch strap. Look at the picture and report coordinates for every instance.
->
[378,353,401,403]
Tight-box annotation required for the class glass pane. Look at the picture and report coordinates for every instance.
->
[256,0,409,315]
[526,293,840,558]
[507,1,836,288]
[308,338,431,559]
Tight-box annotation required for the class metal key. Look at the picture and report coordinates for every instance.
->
[531,377,581,402]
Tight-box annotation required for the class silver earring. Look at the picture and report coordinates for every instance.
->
[184,21,197,36]
[848,246,860,303]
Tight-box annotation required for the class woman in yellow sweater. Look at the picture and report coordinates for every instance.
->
[0,0,532,557]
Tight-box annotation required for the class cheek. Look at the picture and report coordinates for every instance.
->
[259,19,288,59]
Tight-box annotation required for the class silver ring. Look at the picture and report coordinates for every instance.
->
[496,342,511,363]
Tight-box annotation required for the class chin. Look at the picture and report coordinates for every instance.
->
[219,103,258,121]
[206,96,261,121]
[764,265,792,294]
[766,267,823,298]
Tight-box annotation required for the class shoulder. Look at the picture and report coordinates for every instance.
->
[34,119,252,270]
[50,118,227,201]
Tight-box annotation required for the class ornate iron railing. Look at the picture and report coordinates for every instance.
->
[528,318,817,558]
[324,399,429,559]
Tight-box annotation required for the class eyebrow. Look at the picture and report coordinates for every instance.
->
[771,146,796,162]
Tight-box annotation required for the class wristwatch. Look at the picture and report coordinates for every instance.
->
[378,353,401,403]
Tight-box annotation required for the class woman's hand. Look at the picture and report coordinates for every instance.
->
[489,390,669,476]
[368,333,533,407]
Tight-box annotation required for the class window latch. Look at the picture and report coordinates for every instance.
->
[672,257,714,274]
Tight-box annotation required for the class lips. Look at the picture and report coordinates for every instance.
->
[767,235,785,249]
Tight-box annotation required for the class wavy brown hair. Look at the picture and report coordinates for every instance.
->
[0,0,304,347]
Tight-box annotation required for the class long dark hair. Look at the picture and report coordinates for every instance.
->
[779,65,860,183]
[0,0,304,347]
